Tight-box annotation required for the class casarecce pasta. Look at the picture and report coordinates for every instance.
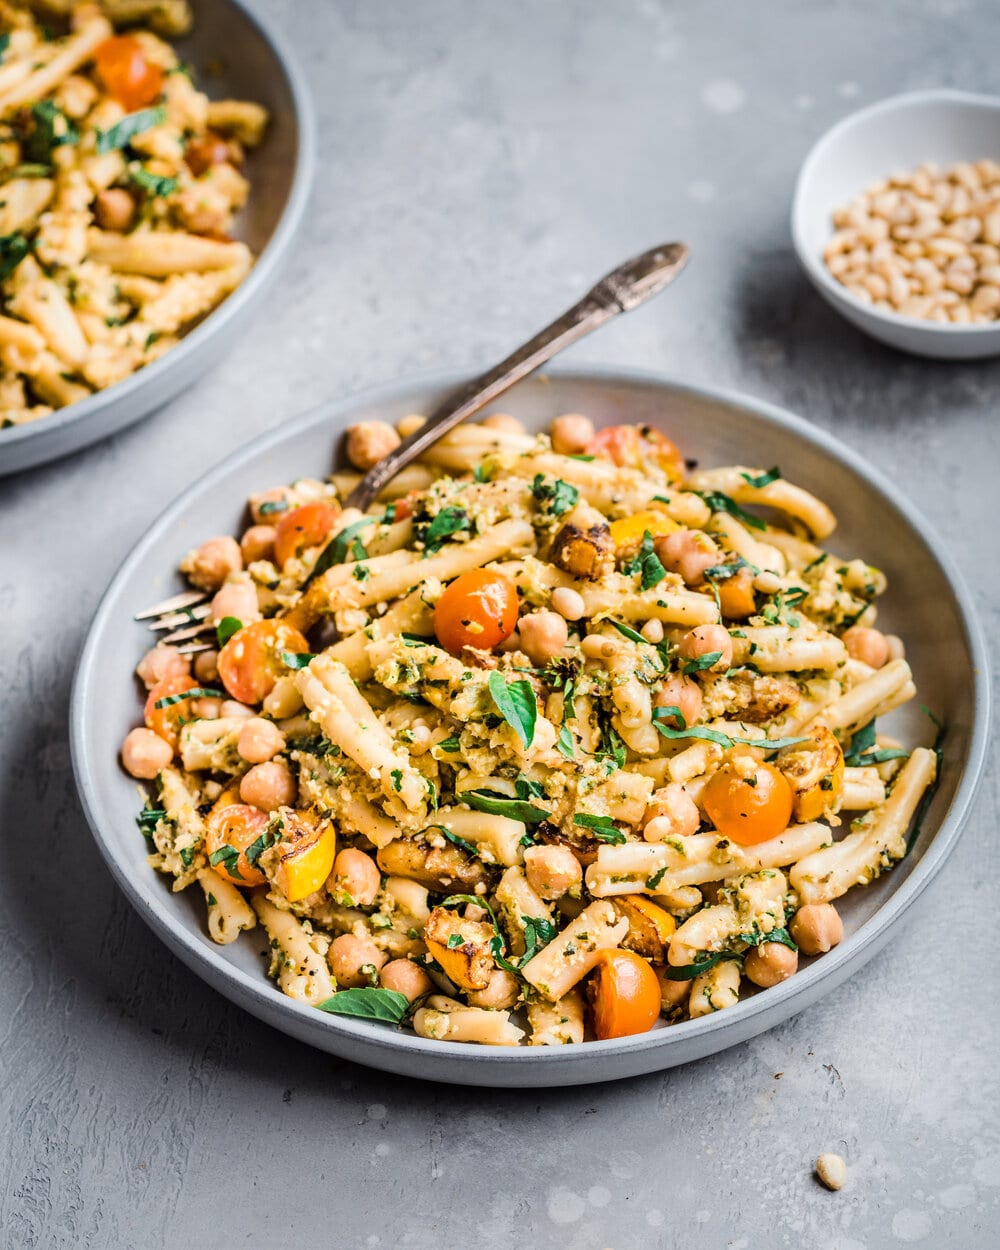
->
[0,1,267,430]
[122,408,941,1046]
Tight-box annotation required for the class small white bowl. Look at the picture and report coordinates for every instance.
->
[792,89,1000,359]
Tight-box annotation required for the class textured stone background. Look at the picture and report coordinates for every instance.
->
[3,1,999,1247]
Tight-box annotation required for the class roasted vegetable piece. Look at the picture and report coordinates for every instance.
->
[612,895,677,962]
[776,725,845,822]
[424,906,497,990]
[550,522,614,580]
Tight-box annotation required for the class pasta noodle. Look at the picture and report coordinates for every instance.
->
[122,410,940,1046]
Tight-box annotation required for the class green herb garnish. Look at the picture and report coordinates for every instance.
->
[530,473,579,517]
[740,467,781,489]
[317,988,409,1024]
[153,686,222,709]
[462,788,551,824]
[487,671,537,749]
[419,506,471,556]
[573,813,626,844]
[695,489,766,532]
[216,616,243,647]
[623,530,667,591]
[96,106,166,154]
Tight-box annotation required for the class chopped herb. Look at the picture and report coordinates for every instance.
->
[23,100,78,164]
[245,825,280,868]
[0,33,9,60]
[596,718,627,769]
[740,466,781,489]
[128,165,178,198]
[309,519,371,582]
[438,827,479,857]
[418,506,471,555]
[703,555,758,582]
[0,231,30,282]
[317,988,409,1024]
[352,563,370,581]
[566,453,596,461]
[216,615,243,647]
[179,846,196,868]
[607,619,646,645]
[556,724,575,760]
[623,530,667,590]
[381,502,397,523]
[437,734,461,753]
[695,489,766,532]
[661,951,742,981]
[206,893,218,907]
[96,106,166,154]
[521,915,557,963]
[257,499,289,516]
[279,650,315,670]
[487,671,537,749]
[208,844,243,880]
[652,707,807,751]
[742,926,797,951]
[574,813,626,844]
[446,933,464,949]
[153,686,222,709]
[390,768,403,793]
[530,473,579,517]
[462,788,551,824]
[843,720,910,768]
[646,864,669,889]
[136,804,165,838]
[681,650,723,676]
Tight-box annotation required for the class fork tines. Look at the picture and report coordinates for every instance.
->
[134,590,208,621]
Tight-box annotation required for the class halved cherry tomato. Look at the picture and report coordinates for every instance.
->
[586,424,685,482]
[217,619,310,705]
[273,501,339,568]
[703,758,793,846]
[434,569,519,655]
[589,949,661,1040]
[94,35,164,111]
[204,803,270,887]
[272,812,336,902]
[144,674,198,747]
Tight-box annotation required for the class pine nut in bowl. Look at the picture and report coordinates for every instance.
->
[791,89,1000,359]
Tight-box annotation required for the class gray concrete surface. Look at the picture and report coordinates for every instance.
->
[3,1,999,1246]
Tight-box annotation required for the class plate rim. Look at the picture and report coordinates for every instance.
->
[0,0,317,460]
[69,363,992,1078]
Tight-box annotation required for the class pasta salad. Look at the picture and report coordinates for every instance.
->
[122,410,940,1047]
[0,0,267,430]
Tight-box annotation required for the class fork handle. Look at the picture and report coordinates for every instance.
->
[344,241,689,510]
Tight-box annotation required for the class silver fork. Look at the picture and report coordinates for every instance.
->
[135,241,690,638]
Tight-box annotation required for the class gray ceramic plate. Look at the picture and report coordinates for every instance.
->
[0,0,315,476]
[70,367,990,1088]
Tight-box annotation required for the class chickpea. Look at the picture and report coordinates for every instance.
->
[523,844,582,900]
[135,643,191,690]
[678,623,733,671]
[380,958,433,1003]
[518,610,569,665]
[842,626,890,669]
[466,969,520,1010]
[239,759,296,812]
[884,633,905,661]
[210,579,260,626]
[193,649,219,683]
[220,700,254,719]
[655,529,720,587]
[345,420,401,471]
[329,933,387,989]
[550,412,595,455]
[654,674,703,728]
[643,783,701,841]
[240,524,277,564]
[480,413,525,434]
[94,187,136,232]
[181,535,242,592]
[331,847,381,907]
[237,717,286,763]
[744,942,799,988]
[790,903,844,956]
[121,727,173,779]
[641,618,664,644]
[550,586,586,621]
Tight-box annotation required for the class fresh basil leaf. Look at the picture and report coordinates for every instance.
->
[280,649,315,670]
[596,718,627,769]
[607,619,647,645]
[436,734,461,753]
[96,106,166,154]
[0,231,31,282]
[419,506,470,556]
[521,915,557,962]
[208,844,243,880]
[216,616,243,647]
[695,489,766,532]
[573,813,626,844]
[309,519,371,582]
[437,826,480,857]
[651,708,807,752]
[530,473,579,517]
[23,100,77,164]
[245,825,280,868]
[153,686,222,709]
[623,531,667,591]
[556,724,575,760]
[488,671,537,748]
[742,926,797,951]
[681,650,723,676]
[462,788,551,824]
[661,951,742,981]
[317,988,409,1024]
[740,467,781,489]
[128,165,178,198]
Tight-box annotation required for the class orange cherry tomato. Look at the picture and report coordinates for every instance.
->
[273,501,340,568]
[586,424,685,482]
[589,949,661,1040]
[272,812,336,902]
[217,619,310,705]
[94,35,164,111]
[703,758,794,846]
[144,674,198,748]
[434,569,519,655]
[204,803,270,887]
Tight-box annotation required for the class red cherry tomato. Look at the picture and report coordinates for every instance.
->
[433,569,519,655]
[94,35,164,111]
[587,424,685,482]
[703,759,794,846]
[273,502,340,568]
[217,619,310,705]
[589,949,661,1040]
